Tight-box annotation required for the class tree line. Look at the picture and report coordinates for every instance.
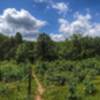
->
[0,32,100,63]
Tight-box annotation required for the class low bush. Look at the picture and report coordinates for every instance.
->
[0,60,29,82]
[84,81,97,95]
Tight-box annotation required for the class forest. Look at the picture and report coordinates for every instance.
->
[0,32,100,100]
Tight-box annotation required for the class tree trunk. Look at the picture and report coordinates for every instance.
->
[28,66,32,98]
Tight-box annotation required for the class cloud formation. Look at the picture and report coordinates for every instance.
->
[57,13,100,41]
[59,13,91,35]
[34,0,47,3]
[34,0,69,15]
[51,2,69,15]
[0,8,46,40]
[50,33,66,42]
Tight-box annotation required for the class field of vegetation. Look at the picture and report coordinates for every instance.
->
[0,60,37,100]
[0,32,100,100]
[34,58,100,100]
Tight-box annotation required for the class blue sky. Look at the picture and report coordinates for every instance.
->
[0,0,100,41]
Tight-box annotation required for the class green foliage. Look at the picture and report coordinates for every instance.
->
[0,33,22,60]
[0,32,100,100]
[0,80,37,100]
[16,42,34,63]
[67,94,80,100]
[0,60,37,100]
[35,58,100,100]
[35,33,57,61]
[1,33,100,62]
[67,82,81,100]
[0,60,29,82]
[0,84,11,96]
[15,32,23,44]
[84,81,97,95]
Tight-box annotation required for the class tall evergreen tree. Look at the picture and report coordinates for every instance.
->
[35,33,57,61]
[15,32,23,44]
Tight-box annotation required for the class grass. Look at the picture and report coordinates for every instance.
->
[0,60,100,100]
[34,59,100,100]
[0,74,37,100]
[43,86,68,100]
[0,78,37,100]
[0,61,37,100]
[43,76,100,100]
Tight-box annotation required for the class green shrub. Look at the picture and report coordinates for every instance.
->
[67,94,81,100]
[0,60,29,82]
[67,82,81,100]
[84,82,97,95]
[0,84,13,96]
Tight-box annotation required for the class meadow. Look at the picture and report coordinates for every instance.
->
[0,33,100,100]
[34,58,100,100]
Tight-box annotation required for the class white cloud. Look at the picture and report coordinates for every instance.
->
[58,13,100,40]
[0,8,47,40]
[59,13,92,35]
[34,0,69,16]
[51,2,69,15]
[50,33,66,41]
[33,0,47,3]
[88,24,100,36]
[50,13,100,42]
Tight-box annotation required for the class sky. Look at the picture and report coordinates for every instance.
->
[0,0,100,41]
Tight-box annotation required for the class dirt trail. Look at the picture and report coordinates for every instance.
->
[33,74,45,100]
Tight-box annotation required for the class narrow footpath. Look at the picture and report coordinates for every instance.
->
[33,74,45,100]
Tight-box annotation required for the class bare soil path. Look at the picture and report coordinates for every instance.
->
[33,74,45,100]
